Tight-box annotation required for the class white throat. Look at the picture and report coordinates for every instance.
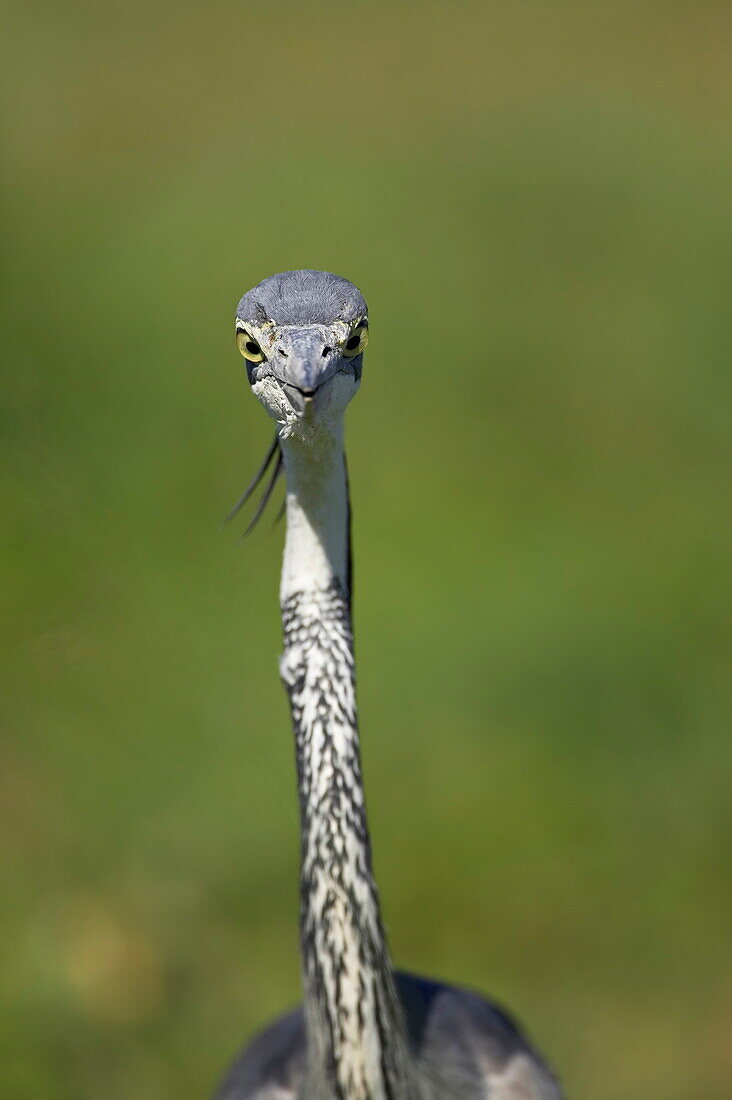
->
[279,423,349,603]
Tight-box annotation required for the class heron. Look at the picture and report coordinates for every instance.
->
[215,270,562,1100]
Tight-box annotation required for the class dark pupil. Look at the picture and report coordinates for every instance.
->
[245,341,259,354]
[346,333,360,350]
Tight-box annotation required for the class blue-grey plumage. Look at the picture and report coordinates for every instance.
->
[236,269,368,329]
[219,271,562,1100]
[215,973,561,1099]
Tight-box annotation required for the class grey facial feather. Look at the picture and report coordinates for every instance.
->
[236,270,368,328]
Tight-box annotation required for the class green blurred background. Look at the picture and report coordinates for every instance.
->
[3,1,731,1097]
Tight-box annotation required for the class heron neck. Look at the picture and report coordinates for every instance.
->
[279,426,350,606]
[278,429,414,1100]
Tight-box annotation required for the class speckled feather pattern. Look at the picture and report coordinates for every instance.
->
[280,583,413,1100]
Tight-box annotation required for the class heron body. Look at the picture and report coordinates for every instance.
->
[216,271,562,1100]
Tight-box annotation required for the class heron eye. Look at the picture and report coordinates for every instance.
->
[342,323,369,359]
[236,331,265,363]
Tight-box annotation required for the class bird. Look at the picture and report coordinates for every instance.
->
[215,270,562,1100]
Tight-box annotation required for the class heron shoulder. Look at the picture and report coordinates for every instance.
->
[213,973,561,1100]
[396,972,562,1099]
[213,1006,304,1100]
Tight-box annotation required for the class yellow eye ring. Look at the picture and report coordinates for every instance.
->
[236,331,265,363]
[343,322,369,359]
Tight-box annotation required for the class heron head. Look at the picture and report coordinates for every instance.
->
[235,270,368,440]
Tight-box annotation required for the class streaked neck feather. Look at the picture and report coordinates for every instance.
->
[278,426,414,1100]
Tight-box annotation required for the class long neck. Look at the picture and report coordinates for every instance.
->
[278,427,414,1100]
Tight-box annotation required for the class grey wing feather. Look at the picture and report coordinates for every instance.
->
[214,972,561,1100]
[396,973,562,1099]
[214,1007,305,1100]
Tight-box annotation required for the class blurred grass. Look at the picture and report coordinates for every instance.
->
[2,1,732,1097]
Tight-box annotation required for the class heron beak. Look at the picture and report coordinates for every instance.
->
[281,381,321,418]
[275,329,339,418]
